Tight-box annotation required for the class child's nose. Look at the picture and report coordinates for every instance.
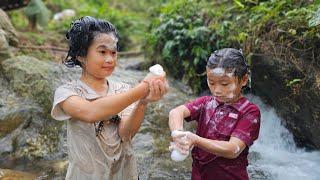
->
[213,87,223,96]
[104,55,114,63]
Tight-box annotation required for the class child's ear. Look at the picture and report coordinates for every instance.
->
[77,56,85,63]
[240,74,249,87]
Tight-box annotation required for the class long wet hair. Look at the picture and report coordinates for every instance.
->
[207,48,251,88]
[63,16,120,68]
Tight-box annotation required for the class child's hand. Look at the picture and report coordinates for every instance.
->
[171,131,190,154]
[169,141,188,155]
[142,79,168,102]
[172,130,199,151]
[143,71,166,83]
[184,131,200,148]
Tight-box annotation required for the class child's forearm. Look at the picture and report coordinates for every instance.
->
[194,137,244,159]
[87,82,148,122]
[118,100,148,141]
[169,106,185,131]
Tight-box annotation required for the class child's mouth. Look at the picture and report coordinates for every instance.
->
[215,96,231,102]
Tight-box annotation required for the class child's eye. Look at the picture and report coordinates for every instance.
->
[111,51,117,55]
[99,51,106,54]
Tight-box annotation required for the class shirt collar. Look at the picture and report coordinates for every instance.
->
[76,79,110,99]
[214,96,248,112]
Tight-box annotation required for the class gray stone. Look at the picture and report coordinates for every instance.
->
[0,9,18,47]
[251,54,320,149]
[2,56,55,113]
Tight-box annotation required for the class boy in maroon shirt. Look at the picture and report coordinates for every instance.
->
[169,48,261,180]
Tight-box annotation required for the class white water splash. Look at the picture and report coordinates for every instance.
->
[247,95,320,180]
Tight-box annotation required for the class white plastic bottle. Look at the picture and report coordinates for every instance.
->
[171,130,189,162]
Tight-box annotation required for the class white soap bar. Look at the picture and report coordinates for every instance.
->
[170,130,189,162]
[149,64,164,76]
[171,130,186,137]
[171,147,188,162]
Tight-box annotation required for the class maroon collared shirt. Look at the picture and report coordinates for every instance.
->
[184,96,261,180]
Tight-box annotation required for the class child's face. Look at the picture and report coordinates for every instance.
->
[206,67,248,103]
[80,33,118,79]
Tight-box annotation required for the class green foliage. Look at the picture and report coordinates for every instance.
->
[9,0,152,51]
[309,7,320,27]
[146,0,320,94]
[24,0,51,27]
[146,0,214,93]
[46,0,146,50]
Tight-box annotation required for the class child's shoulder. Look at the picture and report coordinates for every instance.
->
[55,80,80,90]
[238,97,261,115]
[54,80,88,97]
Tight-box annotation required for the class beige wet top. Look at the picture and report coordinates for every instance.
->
[51,79,138,180]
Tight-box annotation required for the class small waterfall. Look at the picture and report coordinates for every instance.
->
[247,95,320,180]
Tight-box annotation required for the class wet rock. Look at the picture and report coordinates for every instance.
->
[0,9,18,46]
[0,109,32,139]
[251,54,320,149]
[0,169,38,180]
[0,71,66,160]
[0,29,12,62]
[1,56,61,114]
[0,9,18,62]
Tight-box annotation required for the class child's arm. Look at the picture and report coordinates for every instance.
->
[193,135,246,159]
[168,105,191,132]
[176,132,246,159]
[60,81,150,123]
[118,80,167,141]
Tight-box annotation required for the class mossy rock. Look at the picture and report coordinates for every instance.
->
[0,9,19,46]
[0,112,24,138]
[1,56,56,113]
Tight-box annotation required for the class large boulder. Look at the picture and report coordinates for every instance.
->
[0,9,18,46]
[0,73,66,160]
[1,56,57,113]
[0,29,12,62]
[0,9,18,62]
[251,54,320,149]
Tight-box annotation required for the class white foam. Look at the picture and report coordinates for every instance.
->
[149,64,164,76]
[171,147,188,161]
[211,68,235,77]
[170,130,189,162]
[211,68,225,76]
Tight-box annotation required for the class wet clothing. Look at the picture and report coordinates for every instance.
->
[51,79,138,180]
[184,96,261,180]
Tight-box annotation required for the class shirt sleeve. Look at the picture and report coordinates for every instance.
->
[51,84,78,121]
[231,105,261,147]
[183,96,208,122]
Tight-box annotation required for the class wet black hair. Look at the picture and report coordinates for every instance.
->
[207,48,251,89]
[63,16,120,68]
[207,48,250,79]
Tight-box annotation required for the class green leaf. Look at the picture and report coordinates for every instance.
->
[286,79,302,87]
[233,0,245,9]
